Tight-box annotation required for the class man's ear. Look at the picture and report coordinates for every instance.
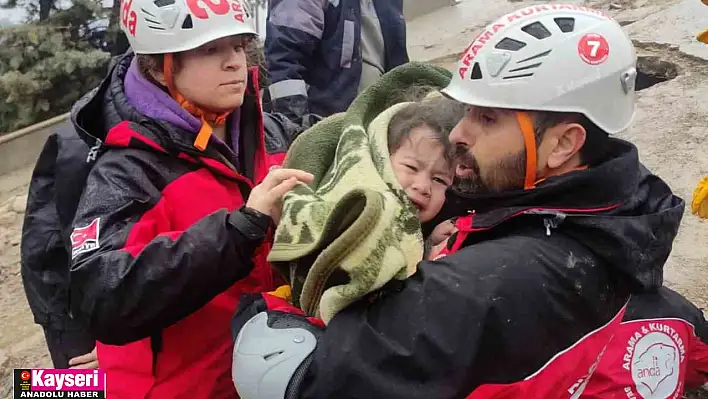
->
[544,123,586,169]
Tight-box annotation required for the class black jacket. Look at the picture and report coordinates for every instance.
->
[290,138,685,398]
[264,0,409,120]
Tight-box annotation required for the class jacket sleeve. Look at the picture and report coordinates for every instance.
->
[621,287,708,388]
[263,111,323,154]
[656,288,708,388]
[380,0,410,70]
[69,150,273,345]
[291,237,625,399]
[20,132,67,327]
[263,0,326,120]
[687,311,708,389]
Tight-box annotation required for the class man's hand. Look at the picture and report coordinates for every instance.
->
[68,347,98,369]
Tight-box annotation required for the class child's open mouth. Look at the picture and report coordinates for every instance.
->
[410,199,425,212]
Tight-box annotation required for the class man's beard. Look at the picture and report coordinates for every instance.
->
[453,145,526,195]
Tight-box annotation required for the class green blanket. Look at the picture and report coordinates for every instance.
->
[267,62,453,324]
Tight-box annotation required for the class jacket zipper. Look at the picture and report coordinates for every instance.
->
[541,213,567,236]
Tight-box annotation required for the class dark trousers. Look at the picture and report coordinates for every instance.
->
[42,321,95,369]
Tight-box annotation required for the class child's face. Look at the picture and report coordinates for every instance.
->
[390,126,454,223]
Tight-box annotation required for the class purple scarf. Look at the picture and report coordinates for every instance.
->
[123,58,241,154]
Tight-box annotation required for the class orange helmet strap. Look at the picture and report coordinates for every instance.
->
[162,54,229,151]
[515,111,538,190]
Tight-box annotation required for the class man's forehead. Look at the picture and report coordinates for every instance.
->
[467,105,516,115]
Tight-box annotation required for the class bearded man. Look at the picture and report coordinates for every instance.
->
[230,6,685,398]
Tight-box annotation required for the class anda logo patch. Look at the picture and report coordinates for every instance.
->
[71,218,101,259]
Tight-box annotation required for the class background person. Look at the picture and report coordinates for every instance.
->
[263,0,409,121]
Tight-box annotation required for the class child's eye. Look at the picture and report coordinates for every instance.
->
[204,46,218,54]
[434,177,451,186]
[405,164,417,172]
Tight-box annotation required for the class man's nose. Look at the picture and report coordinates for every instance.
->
[449,120,472,148]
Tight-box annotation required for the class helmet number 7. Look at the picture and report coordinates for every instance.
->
[578,33,610,65]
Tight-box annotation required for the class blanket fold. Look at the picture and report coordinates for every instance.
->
[267,62,452,324]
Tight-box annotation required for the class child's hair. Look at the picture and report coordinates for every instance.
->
[387,95,467,166]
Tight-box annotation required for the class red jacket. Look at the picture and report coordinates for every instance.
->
[583,288,708,399]
[436,227,707,399]
[67,53,318,398]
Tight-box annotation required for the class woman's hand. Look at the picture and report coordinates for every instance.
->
[246,168,313,225]
[68,347,99,369]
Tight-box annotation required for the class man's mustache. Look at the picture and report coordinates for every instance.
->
[454,146,478,176]
[453,145,482,193]
[454,145,474,164]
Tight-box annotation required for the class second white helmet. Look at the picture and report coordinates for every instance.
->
[119,0,257,54]
[442,4,638,134]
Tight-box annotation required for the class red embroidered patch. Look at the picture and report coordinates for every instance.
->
[71,218,101,259]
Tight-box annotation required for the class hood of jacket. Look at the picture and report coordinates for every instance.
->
[441,138,685,291]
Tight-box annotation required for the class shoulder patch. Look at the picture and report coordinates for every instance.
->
[71,218,101,259]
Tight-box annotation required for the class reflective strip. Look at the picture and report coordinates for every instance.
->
[340,19,355,69]
[269,79,308,100]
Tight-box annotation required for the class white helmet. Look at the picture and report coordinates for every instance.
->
[442,4,637,134]
[119,0,257,54]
